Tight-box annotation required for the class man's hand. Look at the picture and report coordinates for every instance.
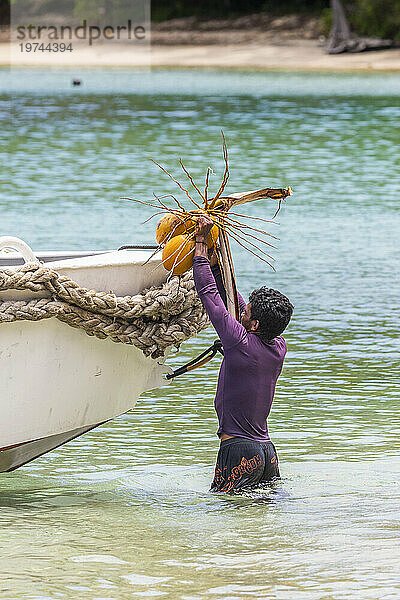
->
[195,214,214,242]
[198,216,219,265]
[194,214,214,259]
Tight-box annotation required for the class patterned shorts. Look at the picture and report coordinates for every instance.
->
[210,436,280,494]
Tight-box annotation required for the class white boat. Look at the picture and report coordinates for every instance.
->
[0,237,174,473]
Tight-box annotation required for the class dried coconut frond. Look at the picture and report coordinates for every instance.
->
[122,133,292,313]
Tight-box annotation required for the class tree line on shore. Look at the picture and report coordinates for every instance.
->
[2,0,399,41]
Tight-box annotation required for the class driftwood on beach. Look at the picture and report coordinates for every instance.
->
[326,0,394,54]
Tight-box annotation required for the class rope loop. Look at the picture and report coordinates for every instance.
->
[0,264,209,358]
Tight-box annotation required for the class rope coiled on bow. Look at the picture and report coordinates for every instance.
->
[0,263,209,358]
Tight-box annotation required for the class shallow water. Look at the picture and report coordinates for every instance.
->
[1,68,400,600]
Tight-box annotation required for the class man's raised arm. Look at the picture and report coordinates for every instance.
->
[210,252,246,315]
[193,215,247,350]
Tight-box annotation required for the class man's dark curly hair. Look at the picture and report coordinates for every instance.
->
[248,287,293,342]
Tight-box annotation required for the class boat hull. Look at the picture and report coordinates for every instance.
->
[0,247,173,472]
[0,318,171,472]
[0,424,99,472]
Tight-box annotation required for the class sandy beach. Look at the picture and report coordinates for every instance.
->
[2,39,399,70]
[149,40,400,70]
[1,13,399,70]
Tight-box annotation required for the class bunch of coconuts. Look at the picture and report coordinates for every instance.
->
[156,212,219,275]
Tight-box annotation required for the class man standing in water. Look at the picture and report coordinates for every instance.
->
[193,215,293,493]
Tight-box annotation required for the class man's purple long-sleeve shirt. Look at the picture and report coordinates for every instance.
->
[193,256,287,442]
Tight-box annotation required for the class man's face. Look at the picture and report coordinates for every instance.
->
[241,302,259,333]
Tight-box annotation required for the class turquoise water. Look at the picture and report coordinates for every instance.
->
[1,68,400,600]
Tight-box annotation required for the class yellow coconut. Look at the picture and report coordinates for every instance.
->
[207,224,219,249]
[155,213,198,245]
[182,216,197,234]
[155,213,182,245]
[162,234,195,276]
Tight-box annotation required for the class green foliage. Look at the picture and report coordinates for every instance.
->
[0,0,9,26]
[11,0,74,17]
[73,0,139,22]
[73,0,97,20]
[349,0,400,40]
[150,0,400,40]
[151,1,248,21]
[151,0,330,21]
[261,1,329,15]
[7,0,400,41]
[320,7,333,36]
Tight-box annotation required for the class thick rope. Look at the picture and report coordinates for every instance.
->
[0,263,209,358]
